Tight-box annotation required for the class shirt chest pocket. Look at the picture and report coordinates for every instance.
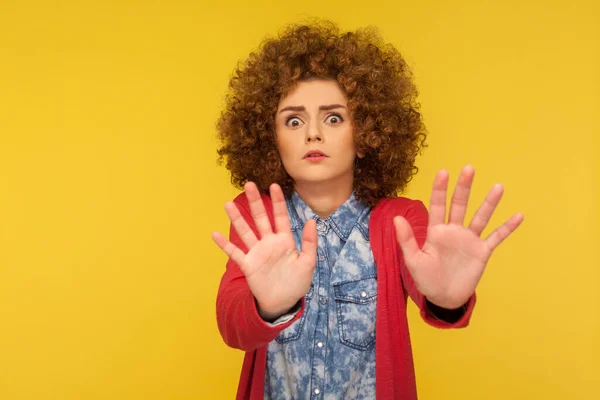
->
[274,283,314,344]
[333,276,378,351]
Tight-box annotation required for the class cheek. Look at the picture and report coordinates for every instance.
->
[274,127,285,151]
[275,132,294,164]
[339,128,357,153]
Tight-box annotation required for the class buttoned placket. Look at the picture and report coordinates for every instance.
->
[310,218,330,398]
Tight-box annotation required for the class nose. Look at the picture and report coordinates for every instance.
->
[305,121,323,143]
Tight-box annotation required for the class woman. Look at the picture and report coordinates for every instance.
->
[211,20,524,400]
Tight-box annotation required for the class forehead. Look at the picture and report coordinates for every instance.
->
[278,79,348,108]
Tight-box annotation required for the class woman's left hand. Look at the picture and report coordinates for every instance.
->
[393,165,524,309]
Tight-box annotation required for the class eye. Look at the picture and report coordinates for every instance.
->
[285,116,303,128]
[325,113,344,125]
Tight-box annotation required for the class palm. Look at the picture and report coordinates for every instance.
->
[394,166,524,309]
[242,230,315,312]
[409,225,490,307]
[212,182,317,319]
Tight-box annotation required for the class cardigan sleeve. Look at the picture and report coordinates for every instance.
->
[400,199,476,328]
[215,196,306,351]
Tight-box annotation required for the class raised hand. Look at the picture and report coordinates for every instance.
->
[212,182,318,320]
[393,165,524,309]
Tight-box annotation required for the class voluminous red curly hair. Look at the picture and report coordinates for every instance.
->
[216,19,428,207]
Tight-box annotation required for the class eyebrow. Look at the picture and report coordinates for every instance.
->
[278,104,347,114]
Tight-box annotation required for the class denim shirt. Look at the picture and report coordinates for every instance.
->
[264,191,377,400]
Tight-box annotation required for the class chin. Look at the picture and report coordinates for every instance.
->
[294,175,330,184]
[292,172,349,186]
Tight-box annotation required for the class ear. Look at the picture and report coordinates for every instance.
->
[357,151,365,159]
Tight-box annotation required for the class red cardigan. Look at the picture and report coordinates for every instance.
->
[216,193,476,399]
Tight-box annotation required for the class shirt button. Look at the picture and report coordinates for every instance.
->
[317,341,324,348]
[316,221,328,234]
[319,254,325,261]
[320,297,327,305]
[361,291,368,298]
[314,388,320,395]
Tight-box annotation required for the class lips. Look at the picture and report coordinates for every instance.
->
[304,150,328,158]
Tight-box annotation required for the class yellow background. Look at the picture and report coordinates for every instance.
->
[0,0,598,399]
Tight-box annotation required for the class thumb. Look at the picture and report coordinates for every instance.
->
[298,219,318,266]
[393,216,419,263]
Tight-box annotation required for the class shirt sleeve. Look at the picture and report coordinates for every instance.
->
[262,298,303,326]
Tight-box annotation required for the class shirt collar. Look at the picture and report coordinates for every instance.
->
[289,190,370,241]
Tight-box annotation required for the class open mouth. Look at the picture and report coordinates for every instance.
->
[304,150,328,158]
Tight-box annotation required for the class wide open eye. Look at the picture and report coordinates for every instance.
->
[285,116,303,128]
[325,113,344,125]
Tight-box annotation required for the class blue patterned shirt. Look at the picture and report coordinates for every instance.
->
[264,191,378,400]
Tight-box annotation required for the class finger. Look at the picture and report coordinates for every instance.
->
[485,212,524,250]
[428,169,449,228]
[468,183,504,236]
[394,216,420,263]
[270,183,292,235]
[225,201,258,249]
[297,219,318,267]
[245,181,273,238]
[211,231,246,268]
[448,165,475,225]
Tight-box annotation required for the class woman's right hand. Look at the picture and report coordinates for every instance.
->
[212,182,318,321]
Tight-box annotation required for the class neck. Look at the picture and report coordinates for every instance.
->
[293,176,354,219]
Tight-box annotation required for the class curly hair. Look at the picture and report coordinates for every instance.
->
[216,19,428,207]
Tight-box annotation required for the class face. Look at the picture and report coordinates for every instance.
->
[275,79,361,189]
